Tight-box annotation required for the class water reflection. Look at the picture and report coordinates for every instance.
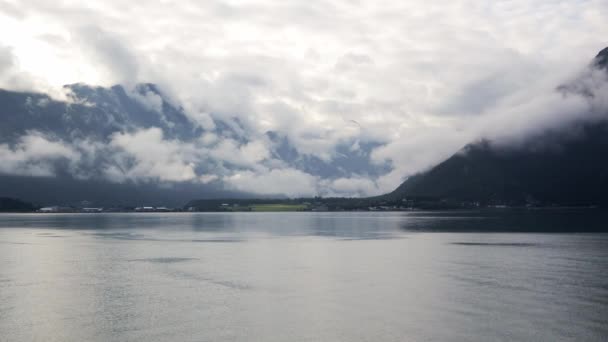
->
[1,211,608,341]
[1,210,607,235]
[397,209,608,232]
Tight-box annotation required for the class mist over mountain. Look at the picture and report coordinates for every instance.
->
[3,47,608,207]
[390,48,608,206]
[0,82,388,205]
[1,1,607,206]
[595,47,608,69]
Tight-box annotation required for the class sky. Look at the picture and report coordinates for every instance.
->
[1,0,607,197]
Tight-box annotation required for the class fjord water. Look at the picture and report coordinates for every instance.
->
[1,211,607,341]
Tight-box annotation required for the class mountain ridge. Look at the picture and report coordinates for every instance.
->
[0,82,388,205]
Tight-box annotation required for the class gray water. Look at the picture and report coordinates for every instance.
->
[1,211,607,341]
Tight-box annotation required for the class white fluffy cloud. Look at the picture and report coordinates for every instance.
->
[225,168,319,197]
[208,139,271,168]
[322,176,380,198]
[106,128,198,182]
[1,0,608,196]
[0,131,79,176]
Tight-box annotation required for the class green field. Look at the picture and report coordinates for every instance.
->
[250,204,308,212]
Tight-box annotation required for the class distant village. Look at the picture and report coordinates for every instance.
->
[33,200,178,213]
[37,206,179,213]
[0,196,594,214]
[34,198,434,213]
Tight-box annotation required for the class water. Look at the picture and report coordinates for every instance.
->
[1,211,607,341]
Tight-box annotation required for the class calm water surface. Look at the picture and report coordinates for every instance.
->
[1,211,607,341]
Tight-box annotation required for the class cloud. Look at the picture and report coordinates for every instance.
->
[73,26,139,86]
[225,168,319,197]
[322,176,379,197]
[208,138,271,168]
[0,131,79,176]
[0,44,32,91]
[1,1,608,196]
[0,45,14,75]
[106,128,197,182]
[129,87,163,113]
[0,1,24,19]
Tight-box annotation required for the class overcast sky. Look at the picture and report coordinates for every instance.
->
[1,0,607,197]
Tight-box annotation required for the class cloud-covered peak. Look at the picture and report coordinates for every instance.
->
[1,1,608,199]
[0,82,391,197]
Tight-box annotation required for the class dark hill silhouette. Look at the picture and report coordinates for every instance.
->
[0,197,36,212]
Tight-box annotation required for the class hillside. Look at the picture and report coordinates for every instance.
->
[388,48,608,207]
[0,83,387,206]
[0,197,36,212]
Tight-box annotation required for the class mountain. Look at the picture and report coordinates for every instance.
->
[0,82,386,206]
[595,47,608,68]
[0,83,198,143]
[388,47,608,207]
[0,197,36,212]
[0,83,226,206]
